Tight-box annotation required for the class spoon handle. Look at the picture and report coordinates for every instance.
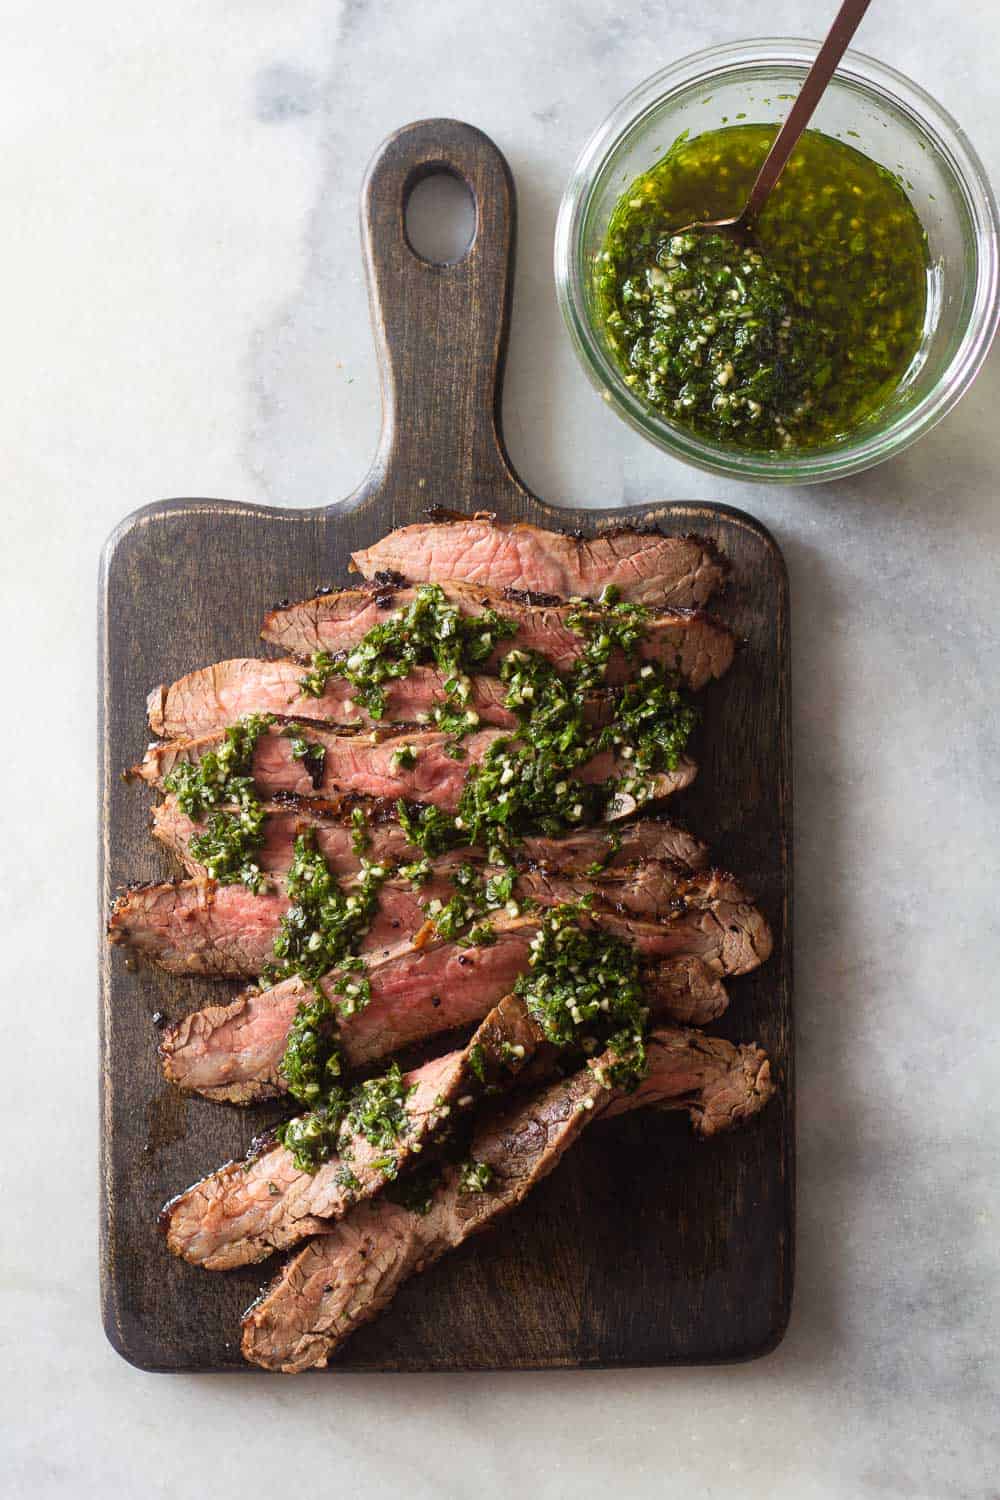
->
[745,0,874,221]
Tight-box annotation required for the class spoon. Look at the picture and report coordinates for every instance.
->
[674,0,874,244]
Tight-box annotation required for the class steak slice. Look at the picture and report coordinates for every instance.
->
[350,517,728,607]
[109,865,768,980]
[134,721,698,812]
[240,1028,773,1371]
[158,915,731,1103]
[153,795,710,879]
[159,924,538,1103]
[147,659,522,739]
[162,992,542,1271]
[109,876,287,977]
[261,582,734,690]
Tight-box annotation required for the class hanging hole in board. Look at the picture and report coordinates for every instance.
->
[404,169,476,265]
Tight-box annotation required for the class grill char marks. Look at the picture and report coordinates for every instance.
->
[240,1029,773,1373]
[161,993,543,1271]
[349,517,728,607]
[261,580,734,690]
[134,721,698,813]
[153,796,710,880]
[157,912,734,1103]
[110,864,771,980]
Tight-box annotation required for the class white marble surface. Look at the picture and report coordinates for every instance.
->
[3,1,998,1495]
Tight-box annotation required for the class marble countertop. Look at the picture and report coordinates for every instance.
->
[4,2,997,1496]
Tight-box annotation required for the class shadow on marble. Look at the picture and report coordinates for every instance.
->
[802,342,1000,534]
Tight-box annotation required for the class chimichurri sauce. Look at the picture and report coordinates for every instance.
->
[596,125,929,451]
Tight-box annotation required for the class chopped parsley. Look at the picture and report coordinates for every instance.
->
[420,861,518,944]
[277,1096,348,1171]
[278,992,347,1111]
[399,855,432,887]
[373,591,701,871]
[566,587,653,689]
[264,830,390,988]
[297,583,518,720]
[162,712,274,820]
[335,1165,361,1194]
[597,125,928,450]
[349,806,369,854]
[175,572,695,1174]
[341,1063,414,1156]
[464,921,498,948]
[162,714,331,892]
[514,903,650,1089]
[277,1060,414,1174]
[185,794,266,892]
[389,743,418,773]
[283,726,326,785]
[453,630,697,856]
[162,714,275,890]
[457,1158,494,1194]
[596,666,699,777]
[396,799,462,858]
[270,829,392,1107]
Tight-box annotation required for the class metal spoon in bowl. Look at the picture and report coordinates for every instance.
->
[674,0,874,244]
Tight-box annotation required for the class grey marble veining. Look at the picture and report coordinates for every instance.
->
[2,2,998,1496]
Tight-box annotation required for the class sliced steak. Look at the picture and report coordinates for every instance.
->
[147,659,521,739]
[658,869,774,976]
[158,914,731,1103]
[350,517,728,607]
[262,582,734,690]
[153,795,710,880]
[108,876,287,977]
[162,993,542,1271]
[110,864,768,980]
[648,954,734,1019]
[134,721,698,812]
[159,924,537,1103]
[240,1028,773,1371]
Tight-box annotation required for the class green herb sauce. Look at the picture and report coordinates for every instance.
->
[264,830,389,991]
[182,586,701,1172]
[284,726,326,782]
[303,583,698,873]
[341,1063,414,1156]
[394,587,698,864]
[514,902,649,1089]
[452,649,697,855]
[457,1158,494,1194]
[277,1060,414,1174]
[421,860,518,943]
[162,713,274,891]
[597,125,928,450]
[162,714,328,892]
[299,582,518,723]
[349,806,369,854]
[269,829,393,1114]
[279,993,342,1106]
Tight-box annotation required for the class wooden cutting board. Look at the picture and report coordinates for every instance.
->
[99,119,793,1372]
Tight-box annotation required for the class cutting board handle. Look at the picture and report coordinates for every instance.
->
[355,118,534,519]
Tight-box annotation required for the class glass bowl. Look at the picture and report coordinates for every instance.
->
[554,40,1000,484]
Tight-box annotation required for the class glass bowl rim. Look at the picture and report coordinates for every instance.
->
[554,38,1000,484]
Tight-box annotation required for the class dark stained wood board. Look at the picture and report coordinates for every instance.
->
[99,120,793,1373]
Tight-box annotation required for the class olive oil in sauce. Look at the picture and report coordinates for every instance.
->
[597,125,929,451]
